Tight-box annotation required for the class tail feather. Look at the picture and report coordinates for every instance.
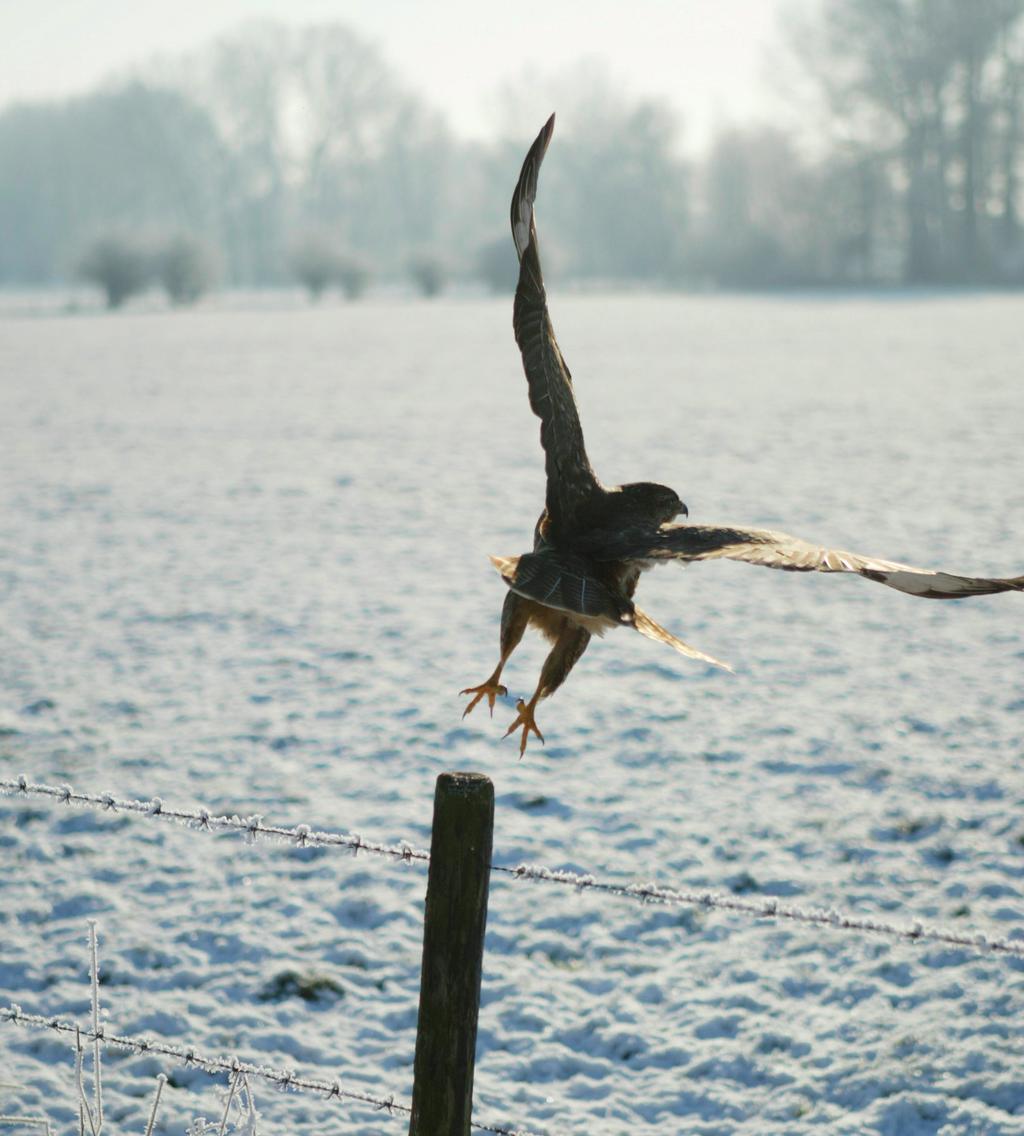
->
[632,608,733,673]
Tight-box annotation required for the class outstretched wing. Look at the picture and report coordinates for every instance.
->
[511,114,600,528]
[631,523,1024,600]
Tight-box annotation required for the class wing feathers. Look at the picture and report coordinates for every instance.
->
[646,524,1024,600]
[511,113,554,262]
[510,116,600,528]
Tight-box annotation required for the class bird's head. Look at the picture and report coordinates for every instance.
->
[619,482,688,524]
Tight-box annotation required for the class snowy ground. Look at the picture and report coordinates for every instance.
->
[1,293,1022,1134]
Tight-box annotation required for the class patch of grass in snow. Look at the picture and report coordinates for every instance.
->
[257,968,346,1003]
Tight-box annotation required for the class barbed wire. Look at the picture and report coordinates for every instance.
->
[0,777,430,864]
[0,1005,541,1136]
[2,776,1017,866]
[492,863,1024,958]
[2,776,1022,959]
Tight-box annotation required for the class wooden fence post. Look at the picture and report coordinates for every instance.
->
[408,771,495,1136]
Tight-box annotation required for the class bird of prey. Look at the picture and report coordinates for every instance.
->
[461,113,1024,756]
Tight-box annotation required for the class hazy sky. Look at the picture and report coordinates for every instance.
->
[0,0,790,146]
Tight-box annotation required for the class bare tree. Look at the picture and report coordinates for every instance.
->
[288,24,453,272]
[184,23,293,284]
[693,127,827,287]
[165,21,454,282]
[787,0,1024,282]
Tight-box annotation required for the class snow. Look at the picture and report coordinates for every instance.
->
[0,293,1022,1134]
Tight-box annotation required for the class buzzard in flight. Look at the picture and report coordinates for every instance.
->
[461,114,1024,755]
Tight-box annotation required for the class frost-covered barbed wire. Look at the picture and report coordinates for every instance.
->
[0,1006,540,1136]
[493,863,1024,958]
[0,778,429,864]
[3,776,1022,959]
[6,776,1018,867]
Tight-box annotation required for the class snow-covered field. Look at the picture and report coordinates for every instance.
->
[1,292,1022,1134]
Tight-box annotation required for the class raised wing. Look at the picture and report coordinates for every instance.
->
[634,523,1024,600]
[511,114,600,529]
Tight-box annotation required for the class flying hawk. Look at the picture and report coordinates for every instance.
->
[461,113,1024,756]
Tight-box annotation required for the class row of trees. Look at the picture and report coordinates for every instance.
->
[77,230,449,307]
[786,0,1024,283]
[3,3,1024,293]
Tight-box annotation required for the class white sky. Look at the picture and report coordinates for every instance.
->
[0,0,792,148]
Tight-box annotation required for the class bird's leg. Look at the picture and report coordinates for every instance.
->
[504,622,591,757]
[462,591,528,718]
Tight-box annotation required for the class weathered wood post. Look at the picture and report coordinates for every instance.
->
[408,772,494,1136]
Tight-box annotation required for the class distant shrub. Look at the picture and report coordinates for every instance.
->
[334,252,370,301]
[408,251,447,297]
[78,234,151,309]
[289,236,370,301]
[476,235,518,293]
[155,234,217,305]
[289,237,337,300]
